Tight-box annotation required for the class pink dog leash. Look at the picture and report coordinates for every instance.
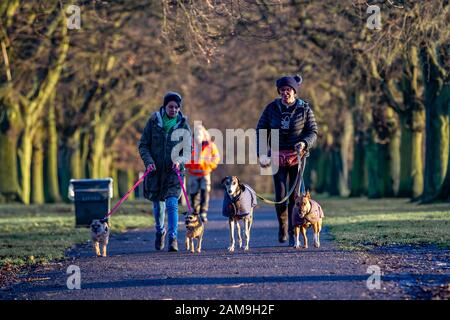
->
[102,166,153,220]
[174,167,194,214]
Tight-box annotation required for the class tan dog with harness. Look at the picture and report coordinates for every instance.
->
[292,191,324,249]
[184,212,204,253]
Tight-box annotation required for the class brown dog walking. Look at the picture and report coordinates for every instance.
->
[292,191,324,249]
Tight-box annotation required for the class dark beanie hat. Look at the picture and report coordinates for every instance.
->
[276,75,302,93]
[163,91,182,107]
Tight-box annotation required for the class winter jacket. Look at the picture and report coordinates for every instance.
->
[138,107,192,201]
[222,184,257,218]
[292,199,324,226]
[185,140,220,177]
[256,98,318,156]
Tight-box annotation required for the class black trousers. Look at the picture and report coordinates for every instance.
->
[273,164,305,237]
[190,189,210,214]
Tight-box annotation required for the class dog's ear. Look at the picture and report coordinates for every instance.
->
[221,176,228,185]
[306,190,311,198]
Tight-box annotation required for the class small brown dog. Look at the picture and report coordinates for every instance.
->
[292,191,324,249]
[90,219,110,257]
[184,212,204,253]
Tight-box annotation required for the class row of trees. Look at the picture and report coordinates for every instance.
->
[0,1,448,204]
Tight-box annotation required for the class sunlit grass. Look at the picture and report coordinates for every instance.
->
[0,200,154,267]
[318,197,450,250]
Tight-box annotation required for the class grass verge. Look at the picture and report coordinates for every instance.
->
[317,196,450,250]
[0,200,154,267]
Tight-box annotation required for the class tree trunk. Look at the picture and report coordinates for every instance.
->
[315,149,331,194]
[80,131,89,178]
[350,93,367,197]
[89,123,108,179]
[389,123,401,196]
[59,130,82,202]
[367,103,399,198]
[99,152,112,178]
[118,169,127,197]
[31,131,45,204]
[44,95,61,202]
[398,111,425,198]
[397,45,425,198]
[437,102,450,201]
[327,148,344,196]
[350,139,366,196]
[366,135,384,199]
[0,126,21,202]
[420,44,450,201]
[127,168,135,200]
[339,110,353,196]
[112,167,119,198]
[18,130,33,204]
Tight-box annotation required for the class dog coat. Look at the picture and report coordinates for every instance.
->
[222,184,257,218]
[292,199,324,226]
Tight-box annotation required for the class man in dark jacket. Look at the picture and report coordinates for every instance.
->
[138,91,191,252]
[256,75,318,246]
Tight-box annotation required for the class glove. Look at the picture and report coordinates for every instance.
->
[296,142,306,153]
[172,161,181,170]
[259,155,271,168]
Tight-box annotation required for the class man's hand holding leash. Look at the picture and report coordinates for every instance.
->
[172,161,181,170]
[259,154,271,168]
[296,142,306,152]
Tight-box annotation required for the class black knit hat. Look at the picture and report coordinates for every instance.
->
[276,75,302,93]
[163,91,182,107]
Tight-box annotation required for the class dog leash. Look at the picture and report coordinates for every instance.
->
[102,166,153,220]
[253,150,307,205]
[174,167,194,214]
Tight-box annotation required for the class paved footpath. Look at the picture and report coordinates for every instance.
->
[2,199,426,300]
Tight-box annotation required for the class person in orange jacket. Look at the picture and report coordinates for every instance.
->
[185,124,220,223]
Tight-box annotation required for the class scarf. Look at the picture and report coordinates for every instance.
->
[163,113,178,133]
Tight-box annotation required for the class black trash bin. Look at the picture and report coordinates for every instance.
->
[69,178,113,227]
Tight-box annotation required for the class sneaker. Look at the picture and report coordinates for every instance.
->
[168,237,178,252]
[155,230,166,251]
[200,212,208,223]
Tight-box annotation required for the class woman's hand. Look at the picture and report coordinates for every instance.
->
[146,164,156,172]
[172,162,180,170]
[259,155,271,168]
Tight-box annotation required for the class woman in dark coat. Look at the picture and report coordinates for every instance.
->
[256,75,318,246]
[138,92,191,252]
